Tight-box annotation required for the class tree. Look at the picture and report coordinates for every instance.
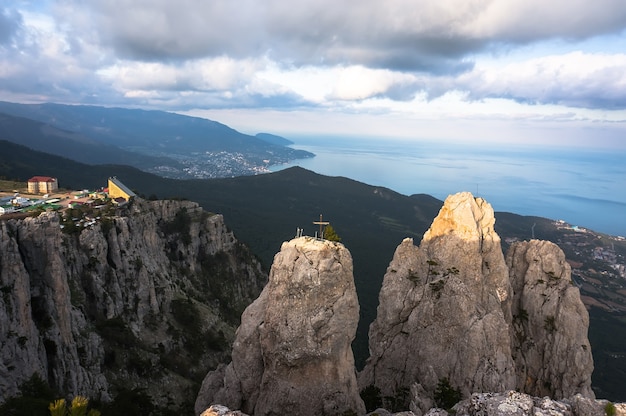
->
[48,396,100,416]
[324,224,341,242]
[434,377,462,410]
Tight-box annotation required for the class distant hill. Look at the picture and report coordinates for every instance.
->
[1,139,625,401]
[0,112,181,172]
[0,102,313,178]
[255,132,294,146]
[0,139,173,192]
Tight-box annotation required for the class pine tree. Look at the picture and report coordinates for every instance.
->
[324,224,341,242]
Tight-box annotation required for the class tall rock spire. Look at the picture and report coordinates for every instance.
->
[358,192,594,413]
[507,239,594,398]
[196,236,365,416]
[358,192,517,410]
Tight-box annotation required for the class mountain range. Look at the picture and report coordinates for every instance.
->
[0,102,313,179]
[0,104,625,402]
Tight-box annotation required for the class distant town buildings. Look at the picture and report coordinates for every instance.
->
[27,176,59,194]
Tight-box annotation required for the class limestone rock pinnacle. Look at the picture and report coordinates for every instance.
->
[506,239,594,399]
[196,236,365,416]
[359,192,516,410]
[359,191,595,412]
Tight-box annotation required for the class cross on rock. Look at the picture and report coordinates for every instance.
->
[313,214,330,239]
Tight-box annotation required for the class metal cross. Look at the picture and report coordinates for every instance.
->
[313,214,330,238]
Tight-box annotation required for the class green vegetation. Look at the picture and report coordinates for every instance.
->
[407,269,421,284]
[48,396,100,416]
[0,375,173,416]
[60,201,116,235]
[383,387,409,413]
[589,308,626,401]
[544,316,557,334]
[99,388,156,416]
[434,377,462,411]
[95,316,141,366]
[426,259,440,279]
[426,262,459,298]
[169,297,227,364]
[360,385,382,413]
[515,308,529,322]
[323,224,341,242]
[160,207,191,245]
[605,402,616,416]
[429,279,446,298]
[0,374,55,416]
[170,298,201,333]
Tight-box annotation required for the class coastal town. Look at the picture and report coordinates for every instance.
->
[549,219,626,313]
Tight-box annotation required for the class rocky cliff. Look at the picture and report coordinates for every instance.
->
[358,192,516,412]
[196,236,365,416]
[0,198,266,413]
[506,239,594,398]
[358,192,593,413]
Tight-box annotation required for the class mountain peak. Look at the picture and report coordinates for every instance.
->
[423,191,496,243]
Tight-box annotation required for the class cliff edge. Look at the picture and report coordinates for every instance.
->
[0,198,267,413]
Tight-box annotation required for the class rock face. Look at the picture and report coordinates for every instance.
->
[359,192,516,408]
[453,391,621,416]
[359,192,594,411]
[506,240,594,398]
[0,198,266,412]
[196,236,365,416]
[203,394,626,416]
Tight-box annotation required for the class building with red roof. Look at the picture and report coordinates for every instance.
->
[27,176,59,194]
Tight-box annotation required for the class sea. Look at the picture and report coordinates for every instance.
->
[269,136,626,237]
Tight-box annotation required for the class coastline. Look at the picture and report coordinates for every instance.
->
[270,137,626,237]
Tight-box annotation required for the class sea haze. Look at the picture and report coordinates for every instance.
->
[270,137,626,237]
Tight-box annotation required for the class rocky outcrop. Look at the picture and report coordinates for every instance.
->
[453,391,623,416]
[201,404,249,416]
[359,192,516,408]
[506,240,594,398]
[203,393,626,416]
[196,236,365,416]
[358,192,594,412]
[0,198,266,412]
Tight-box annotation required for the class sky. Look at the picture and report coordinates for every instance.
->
[2,1,626,147]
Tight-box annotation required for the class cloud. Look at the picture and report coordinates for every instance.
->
[0,8,113,104]
[66,0,626,72]
[96,57,309,110]
[454,51,626,109]
[3,0,626,120]
[328,66,419,101]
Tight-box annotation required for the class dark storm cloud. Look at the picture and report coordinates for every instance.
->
[80,0,626,73]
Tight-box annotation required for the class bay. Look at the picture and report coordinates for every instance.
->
[269,136,626,237]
